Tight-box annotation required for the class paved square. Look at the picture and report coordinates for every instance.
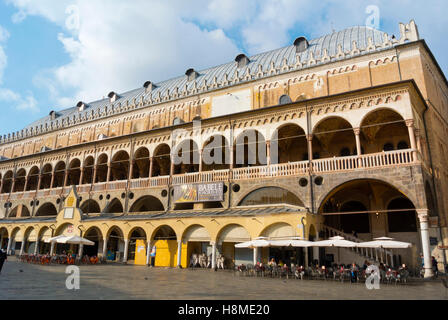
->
[0,258,447,300]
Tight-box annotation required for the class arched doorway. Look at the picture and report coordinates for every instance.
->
[182,225,211,268]
[127,228,147,263]
[106,227,125,261]
[133,147,150,179]
[0,227,8,249]
[9,228,23,255]
[23,227,37,254]
[38,227,52,254]
[217,224,251,268]
[111,151,130,181]
[234,130,267,167]
[261,223,303,266]
[271,124,308,163]
[152,226,178,267]
[312,117,356,159]
[202,135,230,171]
[84,227,103,257]
[152,144,171,177]
[173,139,199,174]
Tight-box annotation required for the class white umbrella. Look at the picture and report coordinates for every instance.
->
[357,237,412,249]
[270,239,313,248]
[312,236,357,264]
[58,235,95,246]
[45,235,66,243]
[312,236,357,248]
[235,237,271,249]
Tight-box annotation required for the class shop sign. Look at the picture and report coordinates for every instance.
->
[174,183,224,203]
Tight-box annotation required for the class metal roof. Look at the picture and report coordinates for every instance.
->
[17,26,392,136]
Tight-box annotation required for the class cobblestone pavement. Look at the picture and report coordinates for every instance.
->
[0,258,447,300]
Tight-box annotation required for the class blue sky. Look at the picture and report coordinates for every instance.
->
[0,0,447,136]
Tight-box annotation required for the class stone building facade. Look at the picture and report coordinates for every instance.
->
[0,21,446,277]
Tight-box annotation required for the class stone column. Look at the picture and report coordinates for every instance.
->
[177,240,182,267]
[123,239,129,263]
[211,242,216,269]
[406,120,417,162]
[149,157,154,178]
[146,241,152,266]
[266,141,271,166]
[10,178,16,195]
[92,165,98,184]
[50,169,55,189]
[106,162,111,182]
[23,175,29,192]
[129,160,135,180]
[34,239,39,255]
[253,248,258,265]
[36,174,42,191]
[417,209,434,278]
[50,242,55,256]
[20,240,25,256]
[63,169,69,187]
[313,233,320,265]
[79,168,84,186]
[306,135,313,161]
[102,237,108,259]
[6,237,12,255]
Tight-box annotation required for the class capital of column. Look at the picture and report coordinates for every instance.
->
[405,119,415,128]
[306,134,313,142]
[417,209,429,222]
[353,127,361,135]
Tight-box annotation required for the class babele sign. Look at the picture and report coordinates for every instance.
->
[174,182,224,203]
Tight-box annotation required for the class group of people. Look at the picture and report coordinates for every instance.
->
[189,252,225,269]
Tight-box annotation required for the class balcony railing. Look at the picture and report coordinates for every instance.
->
[0,149,418,199]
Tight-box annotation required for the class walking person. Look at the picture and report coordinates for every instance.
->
[150,245,156,267]
[0,247,7,275]
[432,256,439,278]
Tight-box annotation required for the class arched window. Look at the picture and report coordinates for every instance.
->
[397,141,409,150]
[383,143,394,152]
[340,147,351,157]
[279,95,292,105]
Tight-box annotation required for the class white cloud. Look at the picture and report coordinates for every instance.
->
[5,0,448,111]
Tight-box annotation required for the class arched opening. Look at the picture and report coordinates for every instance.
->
[238,187,304,207]
[312,117,356,159]
[1,171,13,193]
[320,179,419,267]
[96,154,108,183]
[127,228,147,262]
[67,159,81,186]
[173,139,199,174]
[387,198,417,233]
[53,224,77,254]
[152,144,171,177]
[106,227,125,261]
[279,95,292,105]
[13,169,26,193]
[24,227,37,254]
[84,227,103,258]
[80,200,101,214]
[104,198,123,214]
[217,224,251,269]
[8,205,30,218]
[35,203,58,217]
[234,130,267,168]
[360,109,410,154]
[53,161,66,188]
[271,124,308,163]
[130,196,164,213]
[9,228,23,255]
[26,166,40,191]
[37,227,52,254]
[202,135,230,171]
[82,156,95,185]
[152,226,178,267]
[40,164,53,189]
[261,223,304,266]
[110,151,130,181]
[182,225,211,268]
[133,147,150,179]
